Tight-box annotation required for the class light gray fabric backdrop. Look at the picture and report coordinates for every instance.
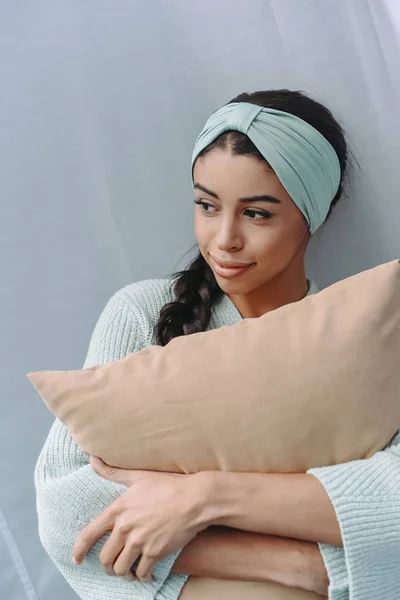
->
[1,1,399,598]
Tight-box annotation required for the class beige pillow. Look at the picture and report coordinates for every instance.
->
[28,260,400,474]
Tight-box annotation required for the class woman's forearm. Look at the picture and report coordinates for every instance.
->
[198,471,342,547]
[172,526,329,596]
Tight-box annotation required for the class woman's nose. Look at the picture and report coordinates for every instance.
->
[215,218,243,252]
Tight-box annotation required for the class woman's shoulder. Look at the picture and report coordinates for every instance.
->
[111,277,176,344]
[82,278,176,367]
[117,276,175,312]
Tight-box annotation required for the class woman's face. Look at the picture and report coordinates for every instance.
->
[193,149,310,297]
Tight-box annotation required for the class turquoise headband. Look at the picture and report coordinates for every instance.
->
[191,102,341,233]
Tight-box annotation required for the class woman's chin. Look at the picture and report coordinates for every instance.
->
[214,272,253,294]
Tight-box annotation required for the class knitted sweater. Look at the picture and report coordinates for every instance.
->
[34,278,400,600]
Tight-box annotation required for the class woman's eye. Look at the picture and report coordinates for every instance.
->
[245,208,273,220]
[194,199,217,214]
[194,200,272,220]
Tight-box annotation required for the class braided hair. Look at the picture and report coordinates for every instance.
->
[156,89,350,346]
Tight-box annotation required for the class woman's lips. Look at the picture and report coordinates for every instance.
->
[211,258,255,279]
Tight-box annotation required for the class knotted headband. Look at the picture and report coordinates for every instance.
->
[191,102,341,233]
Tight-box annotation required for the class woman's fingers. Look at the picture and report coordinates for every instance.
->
[73,511,114,565]
[135,554,156,582]
[90,456,129,484]
[113,543,142,578]
[99,530,125,574]
[90,456,143,486]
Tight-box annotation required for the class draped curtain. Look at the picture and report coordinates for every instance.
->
[1,1,399,598]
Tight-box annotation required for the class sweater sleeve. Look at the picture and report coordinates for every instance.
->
[307,430,400,600]
[34,291,189,600]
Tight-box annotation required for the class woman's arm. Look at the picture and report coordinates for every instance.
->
[201,471,342,547]
[34,291,189,600]
[197,431,400,600]
[172,526,329,596]
[77,459,328,594]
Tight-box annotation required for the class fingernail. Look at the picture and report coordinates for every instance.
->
[72,557,80,566]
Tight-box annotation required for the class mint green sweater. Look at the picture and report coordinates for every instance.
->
[35,278,400,600]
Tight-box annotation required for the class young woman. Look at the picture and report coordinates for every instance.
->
[35,90,400,600]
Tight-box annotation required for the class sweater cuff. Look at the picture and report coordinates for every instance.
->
[307,463,349,600]
[317,542,349,600]
[308,449,400,600]
[154,549,189,600]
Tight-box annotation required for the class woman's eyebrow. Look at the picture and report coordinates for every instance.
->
[193,182,219,198]
[193,182,281,204]
[238,194,281,204]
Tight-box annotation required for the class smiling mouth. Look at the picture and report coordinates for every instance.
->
[211,257,255,279]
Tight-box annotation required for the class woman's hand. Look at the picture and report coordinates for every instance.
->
[72,457,212,582]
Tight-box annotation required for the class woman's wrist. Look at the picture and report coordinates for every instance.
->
[194,470,246,528]
[252,535,328,595]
